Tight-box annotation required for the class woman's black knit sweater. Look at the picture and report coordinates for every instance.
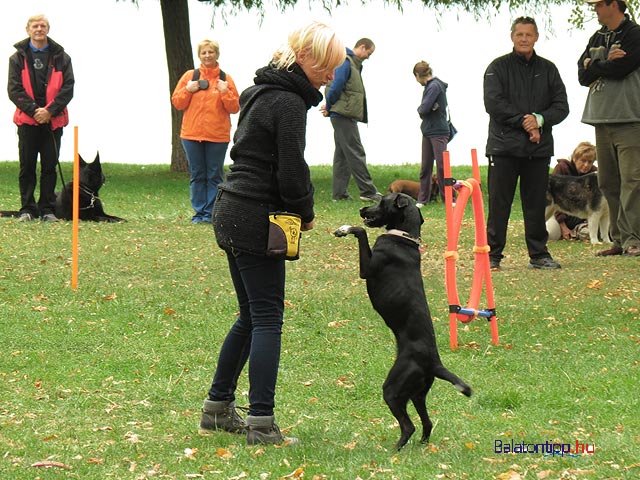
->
[213,63,322,255]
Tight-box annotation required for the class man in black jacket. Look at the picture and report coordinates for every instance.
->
[483,16,569,270]
[8,14,74,222]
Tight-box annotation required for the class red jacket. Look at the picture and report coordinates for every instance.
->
[171,64,240,142]
[9,37,74,131]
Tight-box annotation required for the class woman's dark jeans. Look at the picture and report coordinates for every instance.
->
[208,250,285,416]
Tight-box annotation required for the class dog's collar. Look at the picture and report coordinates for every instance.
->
[79,185,99,210]
[385,229,421,246]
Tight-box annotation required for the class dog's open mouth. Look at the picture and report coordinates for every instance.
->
[362,213,385,228]
[360,204,386,228]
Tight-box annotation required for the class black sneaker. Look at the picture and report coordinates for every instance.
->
[489,258,501,271]
[528,257,561,270]
[332,194,353,202]
[19,212,34,222]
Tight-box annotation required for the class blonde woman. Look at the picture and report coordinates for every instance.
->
[171,39,239,223]
[198,22,345,446]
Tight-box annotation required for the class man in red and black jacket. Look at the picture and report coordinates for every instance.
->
[8,14,74,222]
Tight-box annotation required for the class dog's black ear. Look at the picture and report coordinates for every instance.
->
[395,194,411,209]
[78,154,87,167]
[94,152,101,165]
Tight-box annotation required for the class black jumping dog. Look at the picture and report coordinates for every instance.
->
[334,192,471,450]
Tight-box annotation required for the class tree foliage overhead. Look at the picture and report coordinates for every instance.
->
[198,0,571,13]
[195,0,637,28]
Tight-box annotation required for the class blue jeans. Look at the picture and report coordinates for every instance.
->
[181,139,228,222]
[208,250,286,416]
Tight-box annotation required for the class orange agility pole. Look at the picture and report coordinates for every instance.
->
[71,126,79,290]
[471,148,481,184]
[443,149,499,350]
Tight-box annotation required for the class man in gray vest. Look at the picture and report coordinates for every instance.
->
[579,0,640,257]
[322,38,381,202]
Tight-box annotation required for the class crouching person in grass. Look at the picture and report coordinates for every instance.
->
[546,141,598,241]
[198,22,345,446]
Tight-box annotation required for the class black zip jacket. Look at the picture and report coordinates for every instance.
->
[484,50,569,158]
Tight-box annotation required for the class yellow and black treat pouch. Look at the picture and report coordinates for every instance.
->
[267,212,302,260]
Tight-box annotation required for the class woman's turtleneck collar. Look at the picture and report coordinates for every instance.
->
[199,63,220,74]
[253,62,323,108]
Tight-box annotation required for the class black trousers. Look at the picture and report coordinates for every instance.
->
[17,124,63,216]
[487,155,551,261]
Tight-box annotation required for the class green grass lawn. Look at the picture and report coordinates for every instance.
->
[0,161,638,479]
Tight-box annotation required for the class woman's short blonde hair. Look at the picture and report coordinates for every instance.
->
[198,39,220,56]
[272,21,345,73]
[571,141,597,163]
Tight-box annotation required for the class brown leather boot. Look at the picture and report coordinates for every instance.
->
[595,245,623,257]
[245,415,298,446]
[199,399,246,434]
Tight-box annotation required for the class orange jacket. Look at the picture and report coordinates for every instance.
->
[171,64,239,142]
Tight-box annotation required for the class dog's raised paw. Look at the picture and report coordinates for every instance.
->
[334,225,353,237]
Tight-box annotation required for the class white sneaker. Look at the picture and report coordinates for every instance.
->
[41,213,59,222]
[359,193,382,203]
[18,213,34,222]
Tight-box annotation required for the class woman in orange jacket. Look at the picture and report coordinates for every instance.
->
[171,39,240,224]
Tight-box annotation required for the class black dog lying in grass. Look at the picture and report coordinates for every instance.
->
[0,152,124,223]
[334,192,471,450]
[55,153,124,222]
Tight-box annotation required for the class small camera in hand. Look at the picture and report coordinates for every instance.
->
[198,79,209,90]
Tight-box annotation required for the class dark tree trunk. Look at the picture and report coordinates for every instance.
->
[160,0,193,172]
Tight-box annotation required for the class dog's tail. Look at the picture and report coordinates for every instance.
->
[0,210,21,218]
[434,364,472,397]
